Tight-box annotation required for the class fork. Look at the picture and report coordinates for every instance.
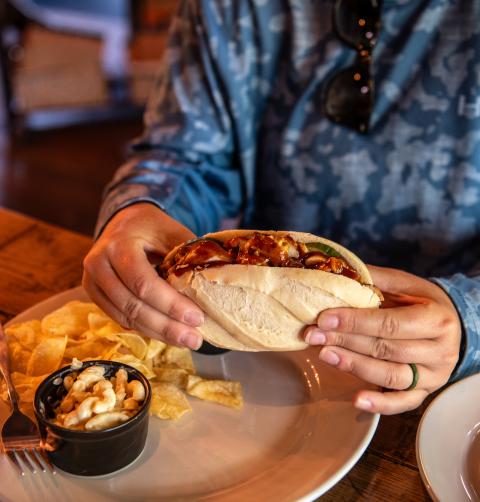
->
[0,322,56,475]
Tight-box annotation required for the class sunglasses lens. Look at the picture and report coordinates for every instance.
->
[334,0,381,50]
[323,64,372,133]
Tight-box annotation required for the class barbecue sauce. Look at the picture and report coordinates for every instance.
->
[161,233,360,282]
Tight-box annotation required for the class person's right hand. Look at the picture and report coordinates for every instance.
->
[82,203,205,349]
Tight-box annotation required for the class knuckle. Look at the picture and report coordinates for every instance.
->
[384,366,402,389]
[165,298,184,321]
[442,345,459,368]
[132,275,150,300]
[339,314,356,334]
[436,312,456,334]
[82,253,97,275]
[380,315,399,337]
[340,356,355,374]
[331,332,345,347]
[157,322,179,345]
[449,350,460,368]
[371,338,392,360]
[105,239,121,258]
[121,298,142,329]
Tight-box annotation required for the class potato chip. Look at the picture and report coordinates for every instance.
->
[0,373,49,420]
[63,339,115,361]
[99,342,123,361]
[117,333,148,360]
[1,301,243,425]
[20,403,35,420]
[5,320,42,350]
[18,372,47,384]
[91,323,125,343]
[145,338,166,361]
[27,336,67,376]
[41,301,102,337]
[160,346,195,373]
[7,372,47,393]
[65,330,96,345]
[111,354,156,380]
[150,383,192,420]
[187,375,243,410]
[18,386,37,404]
[153,367,189,389]
[8,341,31,373]
[87,311,117,331]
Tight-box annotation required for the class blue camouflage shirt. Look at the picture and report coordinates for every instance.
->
[97,0,480,381]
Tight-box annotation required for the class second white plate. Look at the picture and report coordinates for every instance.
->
[416,372,480,502]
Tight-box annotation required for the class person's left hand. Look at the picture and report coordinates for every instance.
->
[304,265,462,415]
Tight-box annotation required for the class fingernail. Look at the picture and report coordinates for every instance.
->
[181,332,202,350]
[320,350,340,366]
[305,330,326,345]
[355,397,373,411]
[184,311,204,327]
[317,315,339,331]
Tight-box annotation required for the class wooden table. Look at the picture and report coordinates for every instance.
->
[0,207,433,501]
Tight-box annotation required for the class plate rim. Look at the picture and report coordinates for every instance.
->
[3,286,380,501]
[297,410,379,501]
[415,372,480,502]
[4,286,89,328]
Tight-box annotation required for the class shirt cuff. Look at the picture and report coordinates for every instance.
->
[431,276,480,382]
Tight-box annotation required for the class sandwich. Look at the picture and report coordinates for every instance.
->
[160,230,382,352]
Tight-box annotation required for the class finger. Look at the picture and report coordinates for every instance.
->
[353,388,429,415]
[83,272,128,325]
[134,316,202,350]
[368,266,448,305]
[90,255,202,331]
[110,246,205,326]
[86,246,204,327]
[368,265,408,291]
[317,346,426,390]
[83,275,202,350]
[380,291,427,308]
[305,327,440,365]
[316,302,441,340]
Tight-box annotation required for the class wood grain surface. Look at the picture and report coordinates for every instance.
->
[0,208,91,319]
[0,207,433,501]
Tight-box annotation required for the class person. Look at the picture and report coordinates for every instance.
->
[82,0,480,415]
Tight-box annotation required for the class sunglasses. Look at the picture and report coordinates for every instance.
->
[323,0,382,133]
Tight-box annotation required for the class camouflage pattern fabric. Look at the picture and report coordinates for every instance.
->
[97,0,480,381]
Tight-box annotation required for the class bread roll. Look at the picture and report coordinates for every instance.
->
[163,230,382,351]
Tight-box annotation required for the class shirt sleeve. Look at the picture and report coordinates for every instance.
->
[95,0,244,238]
[432,274,480,382]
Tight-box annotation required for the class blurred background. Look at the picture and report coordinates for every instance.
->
[0,0,178,235]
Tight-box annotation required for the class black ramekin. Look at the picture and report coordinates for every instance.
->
[34,360,152,476]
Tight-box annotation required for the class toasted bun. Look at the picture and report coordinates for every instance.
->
[164,230,382,352]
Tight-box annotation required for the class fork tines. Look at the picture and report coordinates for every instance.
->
[3,442,56,475]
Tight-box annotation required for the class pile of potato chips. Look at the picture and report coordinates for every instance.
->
[1,301,243,421]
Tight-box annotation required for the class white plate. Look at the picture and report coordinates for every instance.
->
[1,287,379,502]
[416,372,480,502]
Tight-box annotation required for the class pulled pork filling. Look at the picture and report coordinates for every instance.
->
[161,233,361,282]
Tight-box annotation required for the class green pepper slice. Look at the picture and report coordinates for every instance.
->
[305,242,342,258]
